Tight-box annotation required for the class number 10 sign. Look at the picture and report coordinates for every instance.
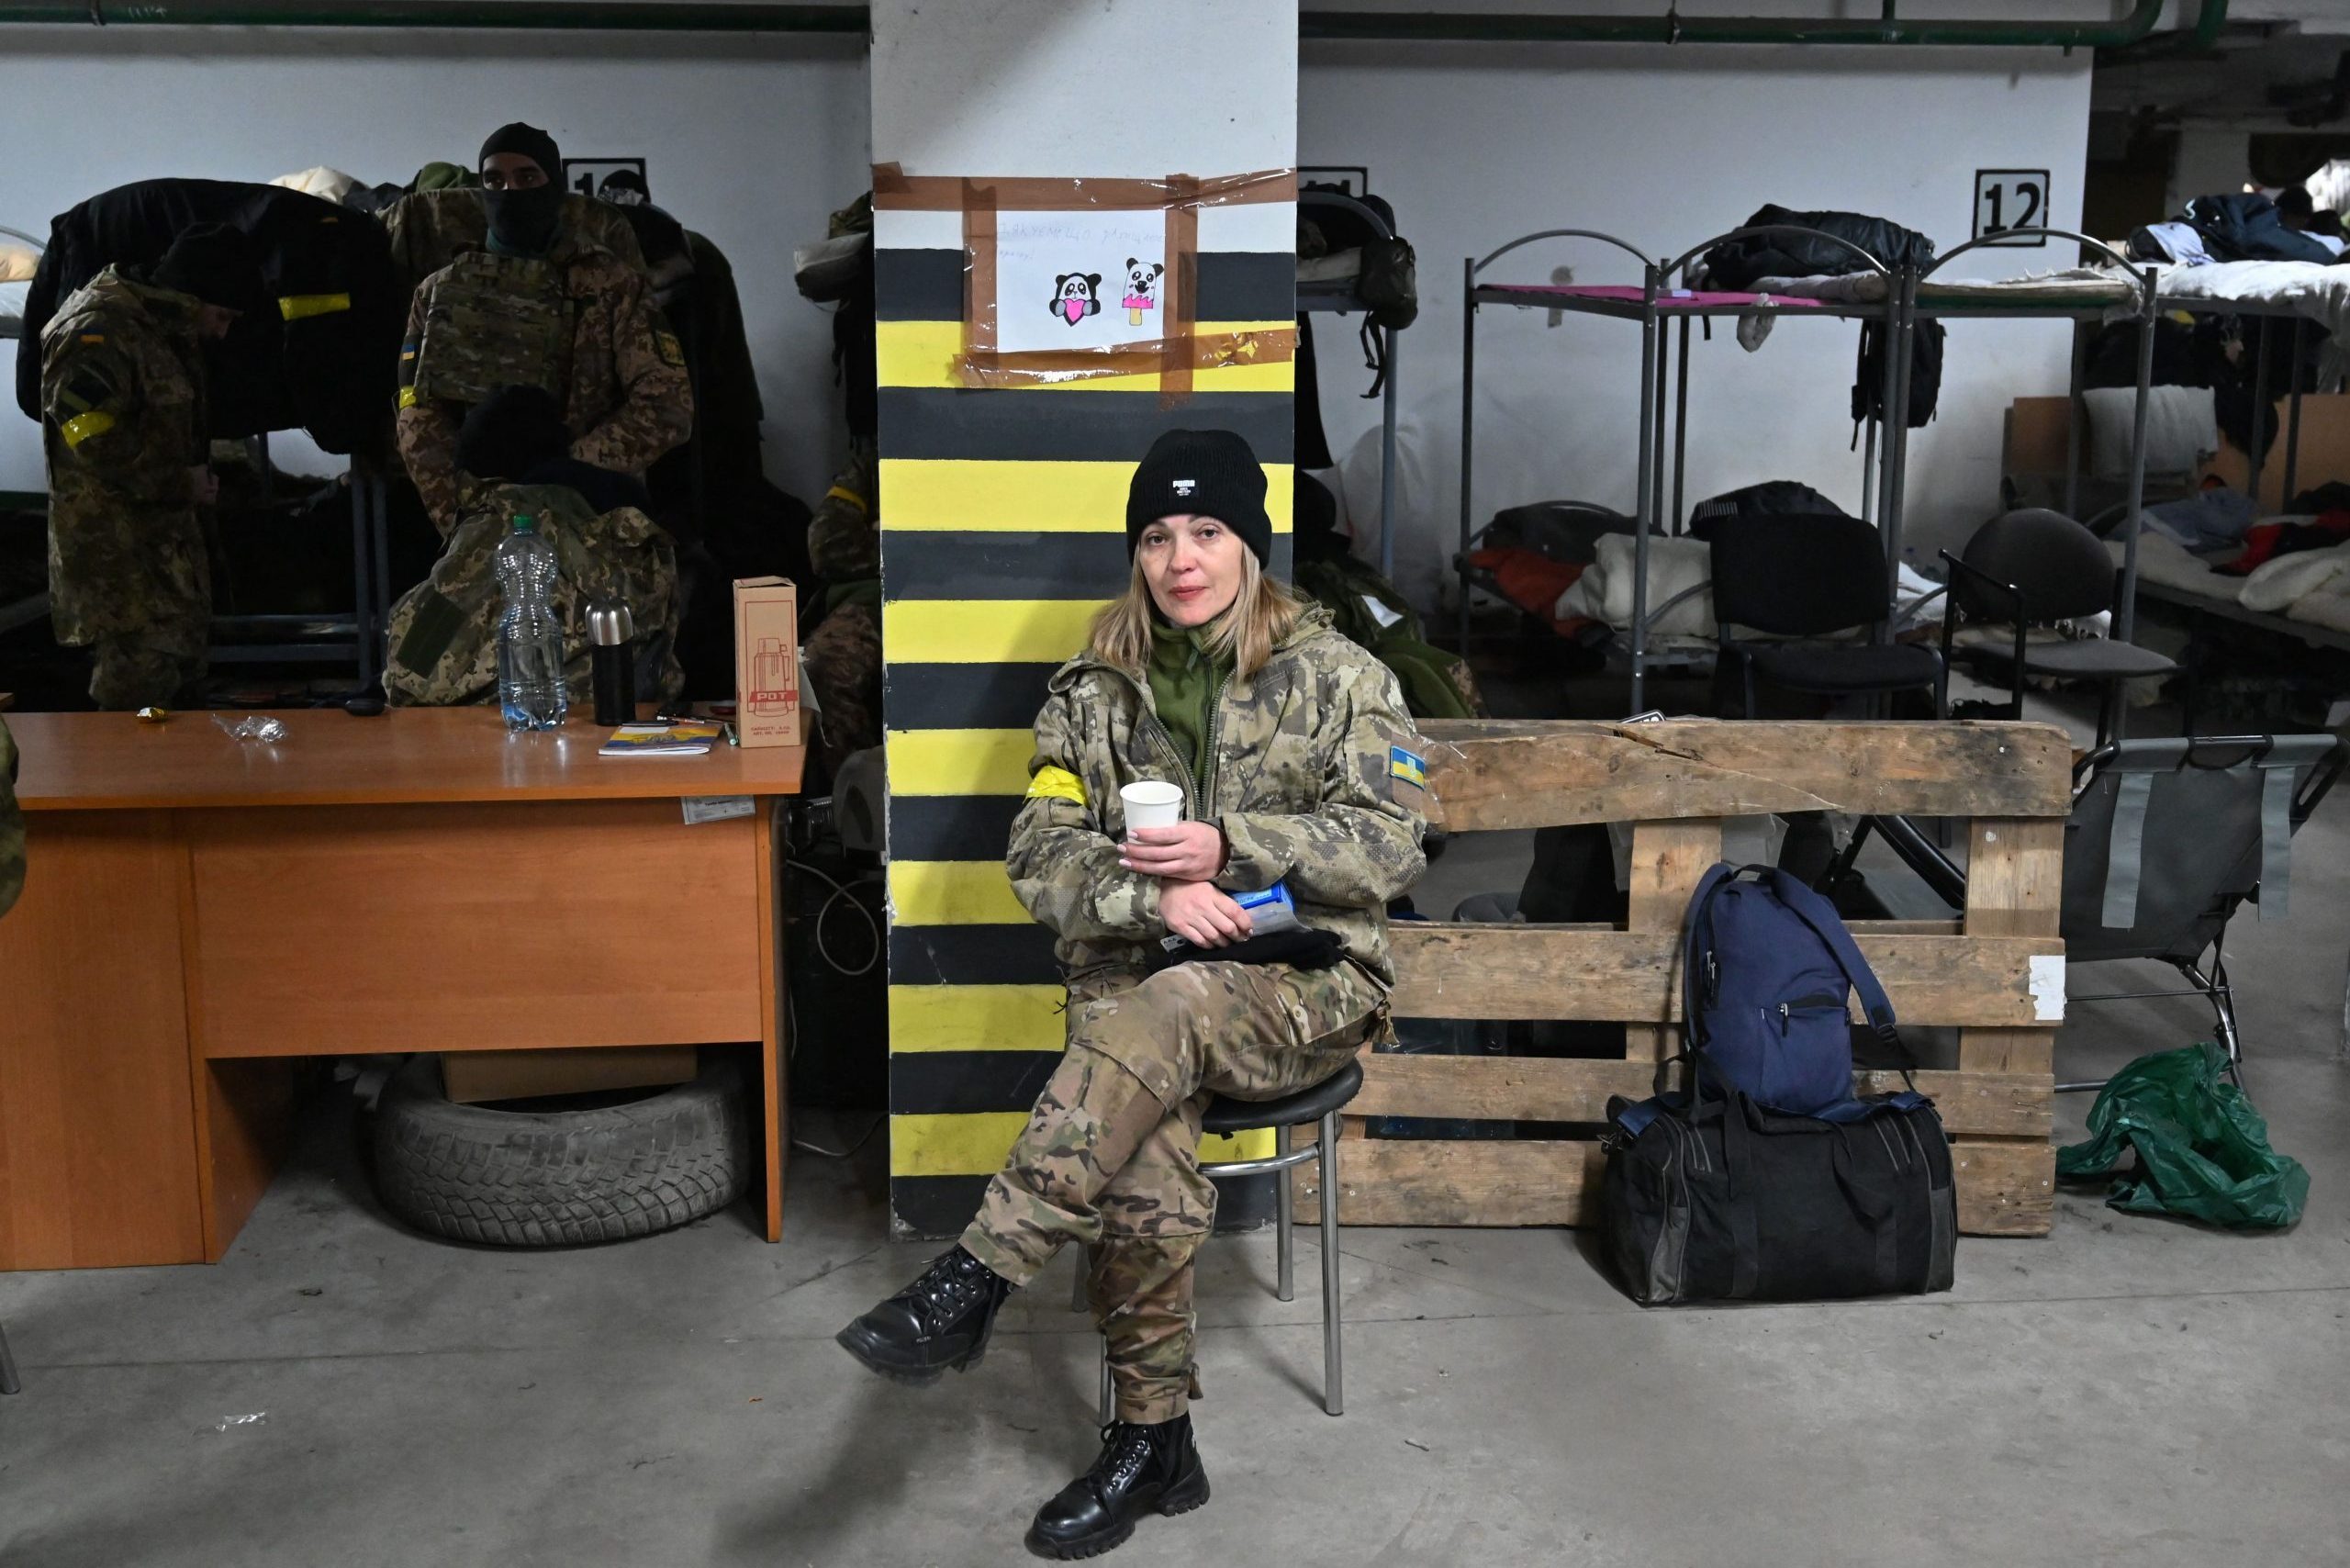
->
[1974,170,2050,247]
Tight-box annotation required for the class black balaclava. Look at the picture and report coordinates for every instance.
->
[151,223,258,309]
[478,121,565,256]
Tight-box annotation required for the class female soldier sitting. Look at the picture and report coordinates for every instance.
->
[838,429,1428,1559]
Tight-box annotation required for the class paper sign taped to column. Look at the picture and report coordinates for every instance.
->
[995,210,1169,356]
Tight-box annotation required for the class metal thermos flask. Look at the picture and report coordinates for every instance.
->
[588,601,636,726]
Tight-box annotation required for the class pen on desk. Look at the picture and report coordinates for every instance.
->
[723,722,738,747]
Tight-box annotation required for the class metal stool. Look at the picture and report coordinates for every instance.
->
[1072,1059,1360,1418]
[1,1319,19,1395]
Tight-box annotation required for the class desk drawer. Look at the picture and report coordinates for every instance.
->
[189,800,765,1057]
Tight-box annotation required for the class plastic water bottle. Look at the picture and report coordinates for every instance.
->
[494,514,567,731]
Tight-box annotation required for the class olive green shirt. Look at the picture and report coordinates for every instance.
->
[1147,620,1233,801]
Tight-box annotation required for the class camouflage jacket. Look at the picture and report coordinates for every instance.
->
[1006,604,1428,986]
[382,479,683,710]
[807,447,878,587]
[394,224,693,533]
[0,716,22,920]
[38,267,209,644]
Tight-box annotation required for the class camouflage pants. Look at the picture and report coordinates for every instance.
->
[962,958,1383,1423]
[90,619,207,711]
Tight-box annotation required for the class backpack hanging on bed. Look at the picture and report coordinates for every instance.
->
[1680,862,1900,1117]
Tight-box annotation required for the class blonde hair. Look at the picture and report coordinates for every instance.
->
[1090,546,1306,681]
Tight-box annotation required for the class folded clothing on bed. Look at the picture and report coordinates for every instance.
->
[2142,486,2256,553]
[2221,511,2350,575]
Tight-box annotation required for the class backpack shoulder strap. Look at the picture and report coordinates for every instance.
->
[1761,867,1899,1047]
[1678,862,1740,1043]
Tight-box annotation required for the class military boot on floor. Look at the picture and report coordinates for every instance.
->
[1025,1414,1209,1560]
[835,1245,1012,1383]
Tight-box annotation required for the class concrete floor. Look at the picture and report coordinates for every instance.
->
[6,754,2348,1565]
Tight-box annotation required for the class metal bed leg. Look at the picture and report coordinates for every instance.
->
[1630,266,1660,715]
[1458,255,1478,656]
[1651,316,1671,539]
[1380,325,1399,585]
[2065,324,2087,521]
[0,1320,17,1395]
[1098,1342,1113,1428]
[1672,316,1691,536]
[2250,317,2272,507]
[1860,416,1878,526]
[349,471,374,693]
[370,476,393,689]
[1319,1106,1343,1418]
[2284,317,2306,509]
[1275,1123,1295,1304]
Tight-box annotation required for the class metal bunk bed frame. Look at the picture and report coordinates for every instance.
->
[1297,187,1402,581]
[1456,223,1902,712]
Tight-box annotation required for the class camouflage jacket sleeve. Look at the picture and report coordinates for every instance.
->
[42,332,184,509]
[0,716,22,920]
[807,451,879,581]
[1005,678,1162,943]
[1216,653,1427,909]
[393,286,463,533]
[570,271,694,476]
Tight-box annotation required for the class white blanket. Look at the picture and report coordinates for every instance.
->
[2112,533,2241,603]
[2241,543,2350,613]
[1555,533,1713,637]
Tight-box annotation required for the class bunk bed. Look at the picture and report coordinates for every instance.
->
[1455,223,1902,711]
[1297,187,1404,581]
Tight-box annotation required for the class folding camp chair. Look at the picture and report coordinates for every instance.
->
[1828,734,2344,1092]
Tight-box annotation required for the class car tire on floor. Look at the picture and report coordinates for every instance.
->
[369,1053,752,1247]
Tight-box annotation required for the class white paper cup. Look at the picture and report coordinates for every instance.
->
[1119,780,1185,834]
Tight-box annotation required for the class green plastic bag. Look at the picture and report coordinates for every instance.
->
[2056,1042,2310,1229]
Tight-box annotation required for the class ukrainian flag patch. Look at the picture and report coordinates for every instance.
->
[1390,745,1427,792]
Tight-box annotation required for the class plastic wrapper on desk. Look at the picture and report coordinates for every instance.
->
[213,714,288,744]
[2056,1042,2310,1229]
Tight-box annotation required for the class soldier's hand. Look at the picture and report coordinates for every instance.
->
[1159,880,1253,948]
[1120,821,1226,882]
[187,466,219,507]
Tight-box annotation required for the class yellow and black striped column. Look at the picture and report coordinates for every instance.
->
[876,195,1298,1235]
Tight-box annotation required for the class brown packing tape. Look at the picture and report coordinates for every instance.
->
[871,163,1297,212]
[957,328,1294,391]
[1160,174,1201,406]
[961,177,1000,361]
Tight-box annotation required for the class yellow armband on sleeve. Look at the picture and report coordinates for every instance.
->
[1025,766,1087,806]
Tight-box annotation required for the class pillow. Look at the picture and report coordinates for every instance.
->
[2082,385,2214,479]
[0,244,36,284]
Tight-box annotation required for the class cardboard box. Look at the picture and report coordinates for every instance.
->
[733,577,804,748]
[440,1047,699,1105]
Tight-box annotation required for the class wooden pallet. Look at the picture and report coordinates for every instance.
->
[1296,719,2072,1237]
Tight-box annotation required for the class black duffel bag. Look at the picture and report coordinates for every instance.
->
[1601,1089,1956,1305]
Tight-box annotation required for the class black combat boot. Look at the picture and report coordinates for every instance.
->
[1024,1414,1209,1560]
[835,1245,1013,1383]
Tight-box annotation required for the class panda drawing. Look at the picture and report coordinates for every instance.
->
[1121,258,1165,326]
[1050,273,1103,326]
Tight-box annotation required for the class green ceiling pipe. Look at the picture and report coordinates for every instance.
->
[0,0,2187,49]
[1297,0,2171,48]
[0,1,867,29]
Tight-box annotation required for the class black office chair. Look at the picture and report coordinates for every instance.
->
[1708,511,1945,717]
[1939,509,2177,745]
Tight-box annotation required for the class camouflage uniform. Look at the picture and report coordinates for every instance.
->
[38,267,211,710]
[0,716,23,920]
[381,480,684,710]
[801,449,882,772]
[393,213,692,534]
[963,605,1428,1423]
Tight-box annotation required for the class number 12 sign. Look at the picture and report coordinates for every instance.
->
[1974,170,2050,247]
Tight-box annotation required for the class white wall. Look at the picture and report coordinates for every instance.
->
[1302,40,2096,608]
[0,27,868,502]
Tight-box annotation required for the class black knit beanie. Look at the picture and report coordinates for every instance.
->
[478,121,562,180]
[151,223,257,309]
[1125,429,1271,565]
[457,385,570,481]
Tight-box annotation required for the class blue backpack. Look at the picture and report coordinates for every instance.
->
[1679,864,1903,1117]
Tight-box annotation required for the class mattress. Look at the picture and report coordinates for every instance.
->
[0,279,26,341]
[2153,259,2350,387]
[1749,267,2139,311]
[1480,283,1833,313]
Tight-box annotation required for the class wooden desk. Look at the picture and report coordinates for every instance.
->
[0,710,804,1270]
